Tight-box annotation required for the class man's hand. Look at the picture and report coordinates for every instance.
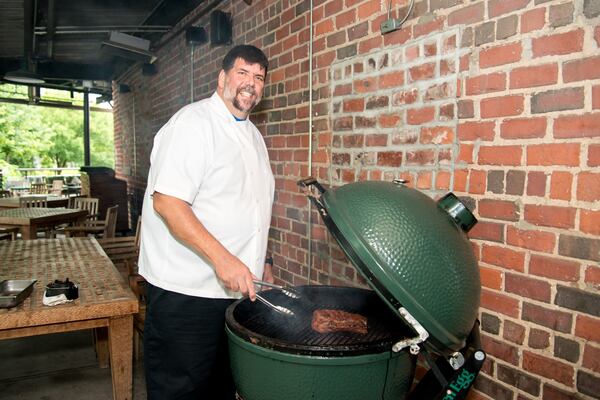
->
[213,252,257,301]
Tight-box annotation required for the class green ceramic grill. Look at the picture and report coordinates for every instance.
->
[225,178,485,400]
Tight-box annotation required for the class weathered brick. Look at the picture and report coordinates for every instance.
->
[522,302,573,333]
[497,364,541,396]
[458,121,495,141]
[559,235,600,262]
[420,126,454,144]
[503,320,526,345]
[590,144,600,167]
[576,314,600,342]
[335,9,356,30]
[532,29,584,57]
[531,87,584,114]
[479,145,522,166]
[448,2,484,26]
[497,15,518,39]
[521,7,546,33]
[489,0,530,17]
[527,143,580,166]
[529,328,550,349]
[543,384,580,400]
[487,170,504,194]
[469,221,504,243]
[580,209,600,235]
[407,107,435,124]
[525,204,575,229]
[342,134,364,148]
[408,62,436,82]
[458,99,474,118]
[475,21,496,46]
[507,226,555,253]
[510,63,558,89]
[474,374,514,400]
[554,336,580,363]
[549,2,574,27]
[577,370,600,398]
[480,42,522,68]
[523,351,575,387]
[480,265,503,289]
[482,288,520,318]
[500,117,547,139]
[596,25,600,46]
[481,312,501,334]
[554,113,600,138]
[337,44,357,60]
[479,199,520,222]
[343,98,365,112]
[550,171,572,201]
[365,95,389,110]
[584,0,600,18]
[481,95,524,118]
[377,151,402,167]
[466,72,506,95]
[378,70,405,89]
[529,254,580,282]
[482,335,520,365]
[577,172,600,202]
[354,116,376,128]
[391,88,418,105]
[506,273,552,302]
[555,285,600,318]
[585,265,600,287]
[353,77,377,93]
[482,244,525,271]
[506,170,525,195]
[365,134,387,147]
[527,171,547,197]
[593,85,600,110]
[582,343,600,373]
[347,21,368,41]
[333,116,353,131]
[563,56,600,82]
[378,114,400,128]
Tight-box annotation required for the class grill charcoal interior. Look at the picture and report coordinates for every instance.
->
[226,285,414,356]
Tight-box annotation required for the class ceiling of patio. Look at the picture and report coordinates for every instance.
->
[0,0,205,95]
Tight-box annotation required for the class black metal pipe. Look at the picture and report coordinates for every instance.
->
[83,88,90,166]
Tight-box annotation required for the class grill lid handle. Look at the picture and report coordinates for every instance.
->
[392,307,429,354]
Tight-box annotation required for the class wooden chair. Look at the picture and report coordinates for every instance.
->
[19,196,48,208]
[70,197,100,221]
[64,205,118,238]
[98,218,141,276]
[0,226,20,240]
[30,182,48,194]
[0,190,12,198]
[49,180,64,196]
[128,273,146,360]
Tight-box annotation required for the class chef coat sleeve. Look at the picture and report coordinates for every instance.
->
[150,111,212,204]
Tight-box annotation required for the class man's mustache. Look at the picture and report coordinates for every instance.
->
[237,85,257,96]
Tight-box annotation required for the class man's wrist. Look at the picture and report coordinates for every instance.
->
[265,256,273,266]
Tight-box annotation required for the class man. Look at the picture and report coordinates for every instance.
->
[138,45,274,400]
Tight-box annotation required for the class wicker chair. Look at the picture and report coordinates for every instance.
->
[0,190,12,198]
[98,218,141,276]
[128,273,146,360]
[70,197,100,221]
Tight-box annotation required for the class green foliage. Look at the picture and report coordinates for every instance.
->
[0,85,114,172]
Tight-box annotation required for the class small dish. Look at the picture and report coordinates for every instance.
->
[0,279,37,308]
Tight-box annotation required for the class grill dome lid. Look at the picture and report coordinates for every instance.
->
[300,178,481,354]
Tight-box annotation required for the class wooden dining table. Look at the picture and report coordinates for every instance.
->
[0,195,70,210]
[0,238,139,400]
[0,207,87,239]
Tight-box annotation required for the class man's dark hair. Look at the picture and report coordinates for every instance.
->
[222,45,269,75]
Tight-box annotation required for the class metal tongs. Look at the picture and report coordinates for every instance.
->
[253,280,298,317]
[253,279,301,299]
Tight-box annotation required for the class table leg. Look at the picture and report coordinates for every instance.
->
[109,315,133,400]
[94,327,110,368]
[21,225,35,240]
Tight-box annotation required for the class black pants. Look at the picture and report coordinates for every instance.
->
[144,282,236,400]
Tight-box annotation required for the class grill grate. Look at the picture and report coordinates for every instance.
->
[227,285,414,356]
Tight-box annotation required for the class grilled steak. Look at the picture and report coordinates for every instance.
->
[311,309,368,334]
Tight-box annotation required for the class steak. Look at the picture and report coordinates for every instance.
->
[311,309,368,334]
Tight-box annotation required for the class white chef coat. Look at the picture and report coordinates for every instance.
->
[138,92,274,299]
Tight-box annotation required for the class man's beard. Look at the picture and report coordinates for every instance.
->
[224,84,261,113]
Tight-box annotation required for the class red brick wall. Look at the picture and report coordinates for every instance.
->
[113,0,600,398]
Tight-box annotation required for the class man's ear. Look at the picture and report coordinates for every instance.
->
[217,70,225,89]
